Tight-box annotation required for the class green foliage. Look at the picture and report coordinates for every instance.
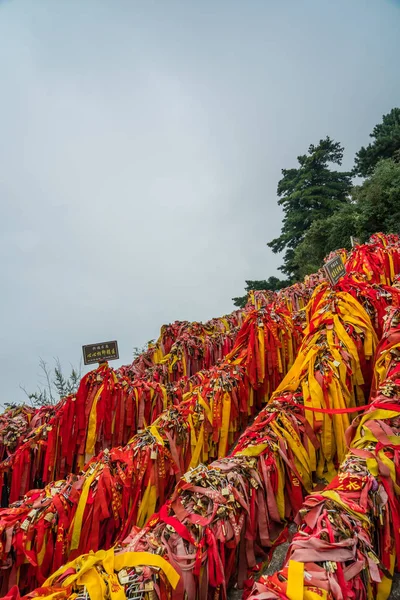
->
[279,157,400,280]
[133,344,152,359]
[232,109,400,308]
[267,137,352,280]
[232,276,289,308]
[21,358,82,407]
[293,203,359,280]
[353,158,400,238]
[354,108,400,177]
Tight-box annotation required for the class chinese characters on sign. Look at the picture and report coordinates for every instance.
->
[324,255,346,287]
[82,340,119,365]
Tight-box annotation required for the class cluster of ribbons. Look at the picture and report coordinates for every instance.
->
[345,233,400,285]
[334,279,400,339]
[0,304,301,593]
[244,278,319,314]
[2,234,400,600]
[324,249,348,266]
[124,329,239,385]
[108,270,400,600]
[2,234,397,509]
[245,290,276,311]
[0,310,248,508]
[0,368,181,507]
[0,403,189,593]
[127,311,247,382]
[1,406,42,462]
[247,306,400,600]
[0,363,247,592]
[5,274,397,600]
[276,282,316,314]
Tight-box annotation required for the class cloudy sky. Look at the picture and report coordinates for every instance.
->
[1,0,399,405]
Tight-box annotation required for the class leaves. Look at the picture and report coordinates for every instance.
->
[232,277,290,308]
[354,108,400,177]
[353,158,400,238]
[20,358,82,407]
[268,137,352,279]
[293,204,359,279]
[133,345,148,359]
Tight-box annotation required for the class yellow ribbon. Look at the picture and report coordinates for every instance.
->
[70,466,101,550]
[85,385,104,456]
[44,549,180,596]
[286,560,304,600]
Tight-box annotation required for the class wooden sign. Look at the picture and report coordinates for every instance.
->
[82,340,119,365]
[324,255,346,286]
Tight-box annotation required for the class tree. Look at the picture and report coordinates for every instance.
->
[354,108,400,177]
[293,203,359,280]
[353,158,400,238]
[21,358,82,407]
[232,276,290,308]
[267,137,352,280]
[292,158,400,278]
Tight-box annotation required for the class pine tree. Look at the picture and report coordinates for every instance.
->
[354,108,400,177]
[267,137,352,280]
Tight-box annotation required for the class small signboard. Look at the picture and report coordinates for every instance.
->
[82,340,119,365]
[324,255,346,286]
[350,236,361,248]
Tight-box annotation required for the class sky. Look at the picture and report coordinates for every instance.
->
[1,0,400,406]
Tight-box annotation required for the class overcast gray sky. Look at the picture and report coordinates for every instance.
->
[1,0,399,406]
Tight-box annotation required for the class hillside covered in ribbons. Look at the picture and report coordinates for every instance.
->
[0,304,301,591]
[0,310,248,506]
[1,234,400,600]
[247,307,400,600]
